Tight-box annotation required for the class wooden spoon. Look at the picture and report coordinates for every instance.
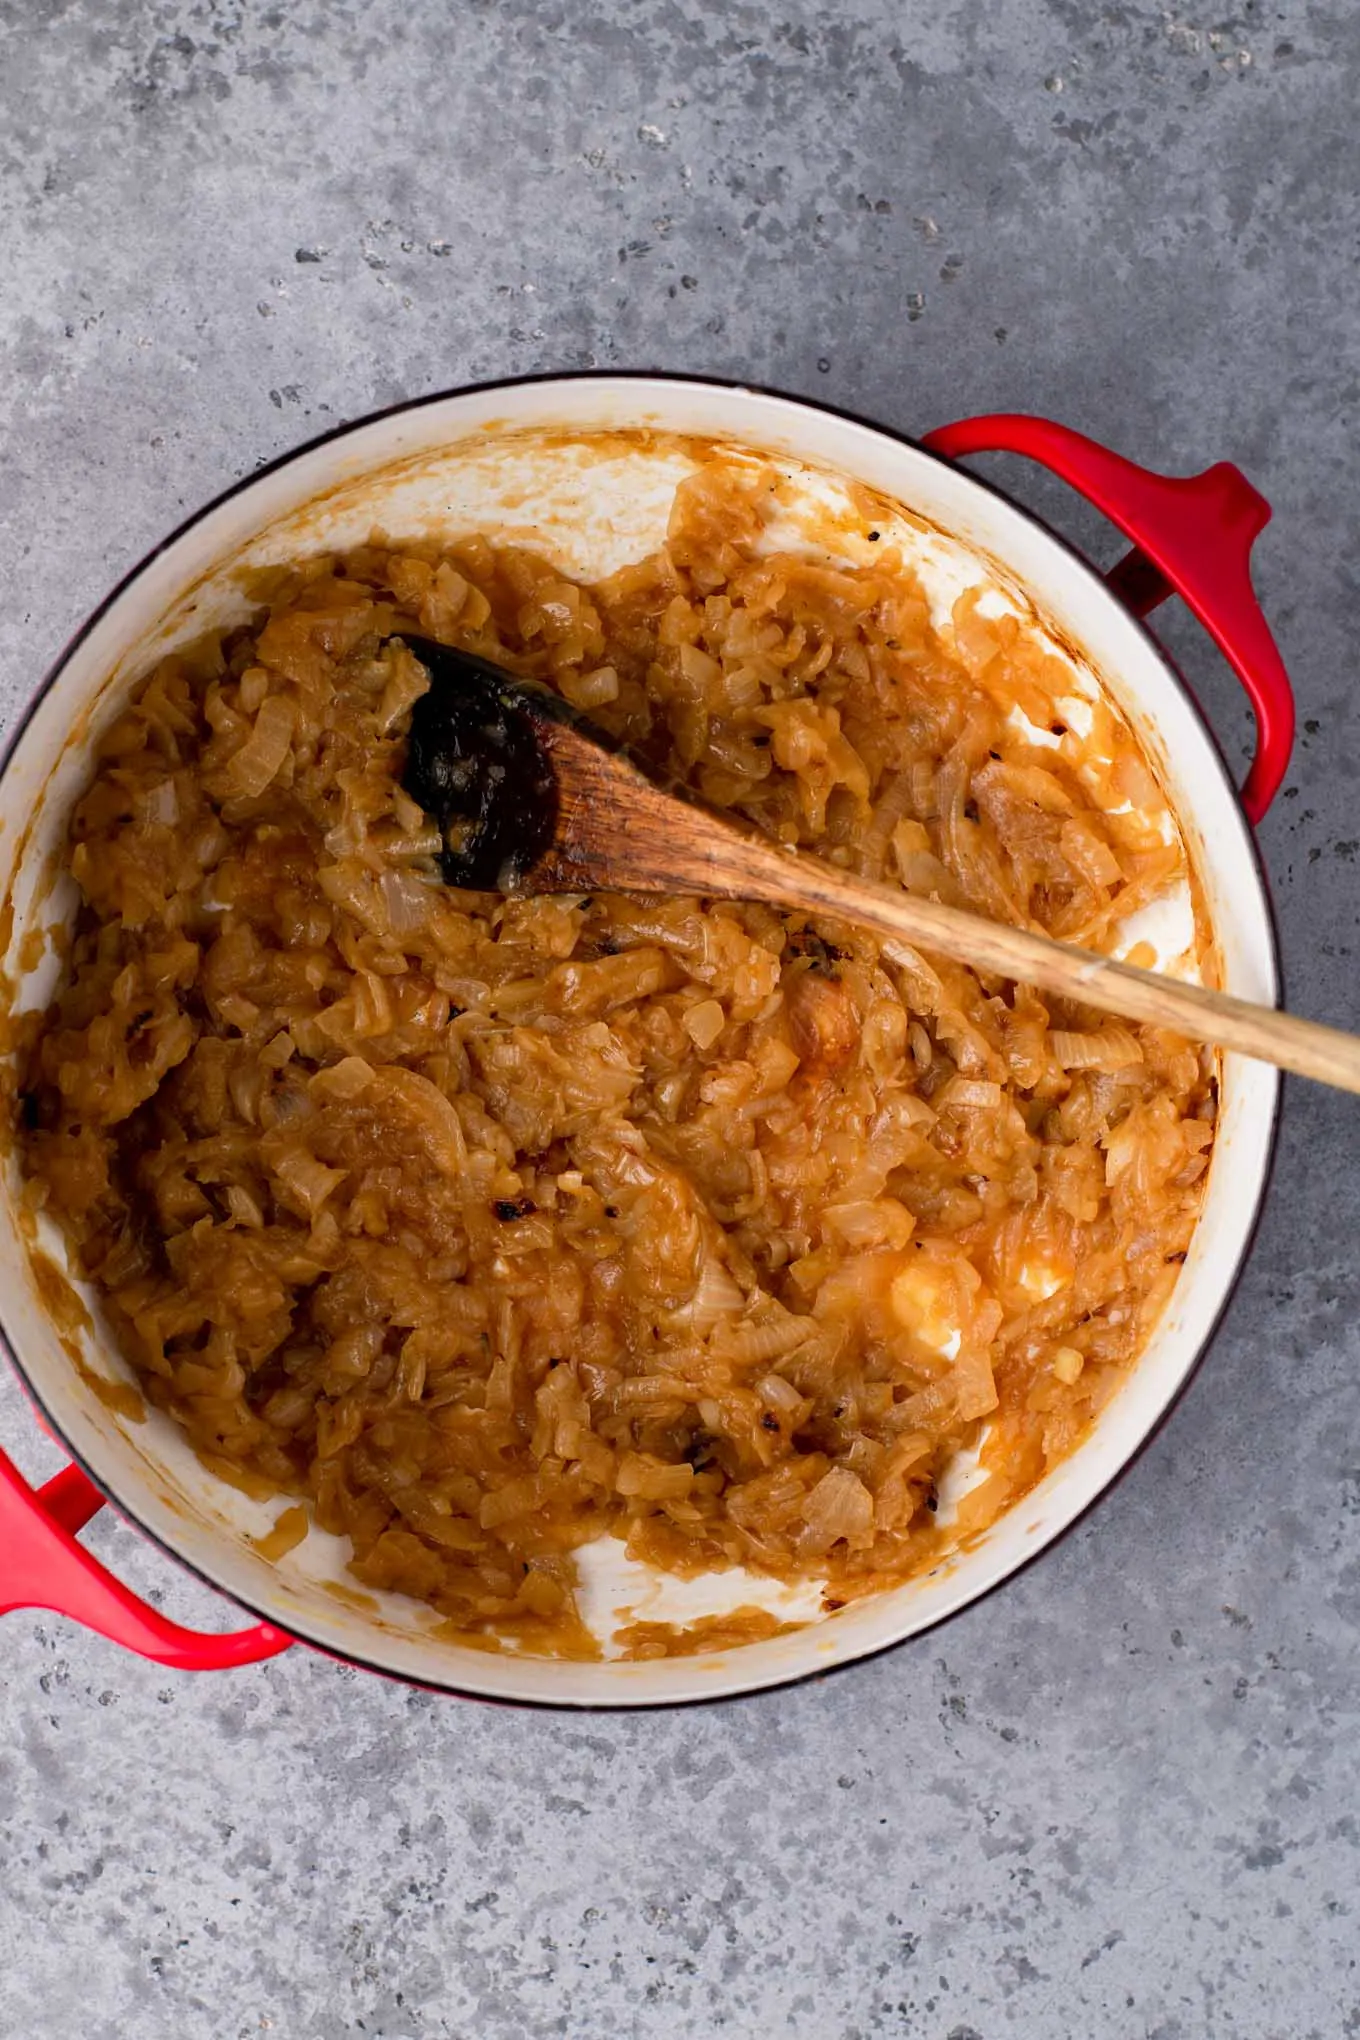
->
[397,636,1360,1097]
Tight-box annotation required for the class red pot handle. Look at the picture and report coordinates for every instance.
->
[0,1443,293,1671]
[920,413,1295,820]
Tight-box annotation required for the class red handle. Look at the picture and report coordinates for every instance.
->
[0,1444,293,1671]
[920,414,1295,820]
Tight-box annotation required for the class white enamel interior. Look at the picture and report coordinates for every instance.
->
[0,378,1279,1706]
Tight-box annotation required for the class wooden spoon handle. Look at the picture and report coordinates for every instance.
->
[532,720,1350,1094]
[733,832,1355,1093]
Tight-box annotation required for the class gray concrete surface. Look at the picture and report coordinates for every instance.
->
[2,2,1359,2034]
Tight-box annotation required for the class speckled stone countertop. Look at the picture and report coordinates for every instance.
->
[1,3,1358,2035]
